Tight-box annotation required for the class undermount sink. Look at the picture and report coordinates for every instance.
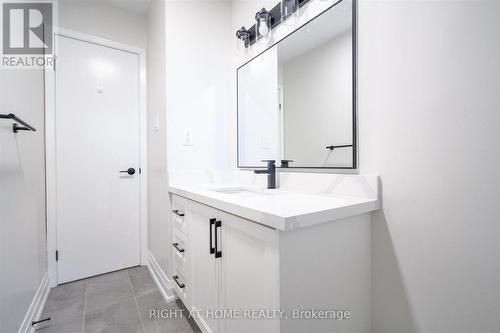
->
[210,187,276,195]
[211,187,248,194]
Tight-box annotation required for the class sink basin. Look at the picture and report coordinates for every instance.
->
[210,187,278,196]
[210,187,248,194]
[246,188,276,195]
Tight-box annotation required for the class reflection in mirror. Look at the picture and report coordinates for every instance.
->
[237,0,355,169]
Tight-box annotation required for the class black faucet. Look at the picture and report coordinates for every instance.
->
[254,160,277,189]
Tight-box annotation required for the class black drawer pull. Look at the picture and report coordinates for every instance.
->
[172,210,185,217]
[215,220,222,258]
[173,275,185,289]
[209,218,216,254]
[172,242,185,253]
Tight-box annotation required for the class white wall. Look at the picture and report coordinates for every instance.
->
[147,0,170,278]
[359,1,500,332]
[146,0,233,286]
[58,0,147,49]
[166,0,233,172]
[232,0,500,332]
[0,70,47,332]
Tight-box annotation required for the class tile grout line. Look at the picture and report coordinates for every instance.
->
[127,270,146,333]
[82,280,88,333]
[81,272,139,315]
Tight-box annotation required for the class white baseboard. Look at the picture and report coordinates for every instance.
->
[18,273,50,333]
[147,250,176,303]
[190,306,211,333]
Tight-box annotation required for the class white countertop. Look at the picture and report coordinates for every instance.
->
[168,183,379,231]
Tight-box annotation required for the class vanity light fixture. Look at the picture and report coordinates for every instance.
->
[255,8,272,40]
[236,26,251,48]
[235,0,313,48]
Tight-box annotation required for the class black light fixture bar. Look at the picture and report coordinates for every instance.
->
[241,0,312,48]
[0,113,37,133]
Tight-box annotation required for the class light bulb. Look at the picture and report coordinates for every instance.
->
[258,18,269,37]
[281,0,299,26]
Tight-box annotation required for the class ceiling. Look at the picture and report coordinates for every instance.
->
[97,0,151,15]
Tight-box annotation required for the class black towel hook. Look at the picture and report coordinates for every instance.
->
[326,144,353,151]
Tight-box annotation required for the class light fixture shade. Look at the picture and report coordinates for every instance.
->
[236,26,251,52]
[255,8,272,42]
[281,0,299,25]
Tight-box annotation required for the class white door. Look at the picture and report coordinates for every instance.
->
[55,35,141,283]
[218,211,280,333]
[189,201,219,333]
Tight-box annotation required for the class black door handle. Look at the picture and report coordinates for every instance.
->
[173,275,185,289]
[209,218,216,254]
[120,168,136,175]
[214,220,222,258]
[172,242,185,253]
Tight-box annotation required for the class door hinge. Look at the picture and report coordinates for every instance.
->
[55,250,59,261]
[139,168,142,174]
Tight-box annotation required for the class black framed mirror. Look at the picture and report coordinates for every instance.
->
[237,0,357,169]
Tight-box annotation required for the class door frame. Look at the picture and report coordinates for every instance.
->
[45,27,148,287]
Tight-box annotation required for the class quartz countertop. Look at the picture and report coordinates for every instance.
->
[168,183,379,231]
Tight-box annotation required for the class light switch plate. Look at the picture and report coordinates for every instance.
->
[153,113,160,132]
[183,129,193,146]
[261,136,270,150]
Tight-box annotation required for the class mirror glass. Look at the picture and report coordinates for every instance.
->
[237,0,356,169]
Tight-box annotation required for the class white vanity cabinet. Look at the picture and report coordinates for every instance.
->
[170,191,372,333]
[171,195,190,306]
[218,210,280,333]
[174,197,280,333]
[188,200,219,333]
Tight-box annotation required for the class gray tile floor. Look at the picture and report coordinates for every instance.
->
[36,266,200,333]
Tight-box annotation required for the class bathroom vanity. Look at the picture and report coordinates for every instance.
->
[168,1,372,332]
[168,173,378,333]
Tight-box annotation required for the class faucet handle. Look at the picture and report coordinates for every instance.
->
[280,160,293,168]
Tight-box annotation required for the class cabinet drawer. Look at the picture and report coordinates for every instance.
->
[172,228,188,278]
[171,195,188,235]
[172,269,189,306]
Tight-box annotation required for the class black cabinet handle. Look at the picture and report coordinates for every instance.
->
[214,221,222,258]
[173,275,185,289]
[209,218,216,254]
[172,242,185,253]
[172,210,185,217]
